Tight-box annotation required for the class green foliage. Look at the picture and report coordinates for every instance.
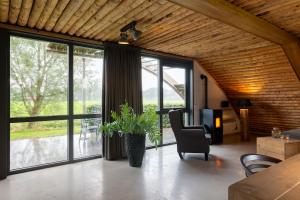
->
[101,103,161,147]
[143,103,184,128]
[87,104,101,114]
[10,37,68,118]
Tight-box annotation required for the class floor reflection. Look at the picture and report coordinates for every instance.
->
[10,134,101,170]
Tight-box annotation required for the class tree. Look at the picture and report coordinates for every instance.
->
[10,37,68,127]
[73,46,103,113]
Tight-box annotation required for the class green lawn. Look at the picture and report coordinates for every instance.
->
[10,101,99,140]
[10,101,101,117]
[11,128,68,140]
[11,121,81,140]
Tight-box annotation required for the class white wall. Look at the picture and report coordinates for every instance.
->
[193,60,240,135]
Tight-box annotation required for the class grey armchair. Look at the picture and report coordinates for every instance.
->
[169,110,210,160]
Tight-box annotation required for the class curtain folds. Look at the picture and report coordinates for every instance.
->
[102,43,143,160]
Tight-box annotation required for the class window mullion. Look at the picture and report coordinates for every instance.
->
[68,44,74,161]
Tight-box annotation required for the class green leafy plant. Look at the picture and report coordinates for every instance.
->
[101,102,161,147]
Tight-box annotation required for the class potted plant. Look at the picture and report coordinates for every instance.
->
[101,103,161,167]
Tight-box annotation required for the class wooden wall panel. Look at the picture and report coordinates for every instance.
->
[199,44,300,133]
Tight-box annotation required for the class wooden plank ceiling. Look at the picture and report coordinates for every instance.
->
[1,0,300,132]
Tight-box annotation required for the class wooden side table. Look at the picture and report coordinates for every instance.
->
[257,136,300,160]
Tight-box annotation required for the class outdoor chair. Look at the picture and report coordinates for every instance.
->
[79,118,101,141]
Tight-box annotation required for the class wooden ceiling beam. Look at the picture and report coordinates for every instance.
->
[169,0,300,80]
[168,0,296,45]
[282,42,300,80]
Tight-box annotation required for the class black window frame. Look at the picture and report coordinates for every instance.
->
[7,31,104,174]
[141,54,194,147]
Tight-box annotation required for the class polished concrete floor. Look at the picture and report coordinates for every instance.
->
[1,134,256,200]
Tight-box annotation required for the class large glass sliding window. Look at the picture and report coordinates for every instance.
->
[9,35,103,172]
[142,57,159,147]
[162,65,188,144]
[142,56,192,147]
[73,46,103,159]
[10,37,69,170]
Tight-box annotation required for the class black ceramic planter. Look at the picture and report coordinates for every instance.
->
[125,134,146,167]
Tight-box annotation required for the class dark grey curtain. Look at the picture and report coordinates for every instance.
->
[0,29,9,180]
[102,43,143,160]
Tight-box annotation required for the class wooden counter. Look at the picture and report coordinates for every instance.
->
[229,154,300,200]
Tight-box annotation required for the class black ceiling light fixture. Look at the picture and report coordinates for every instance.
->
[118,32,129,45]
[129,28,142,41]
[118,21,142,45]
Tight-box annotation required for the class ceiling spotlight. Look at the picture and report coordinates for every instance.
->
[119,21,142,43]
[118,32,129,45]
[130,29,142,41]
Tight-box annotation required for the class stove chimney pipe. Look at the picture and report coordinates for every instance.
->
[200,74,208,109]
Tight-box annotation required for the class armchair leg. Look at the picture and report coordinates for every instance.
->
[205,153,209,161]
[178,151,184,159]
